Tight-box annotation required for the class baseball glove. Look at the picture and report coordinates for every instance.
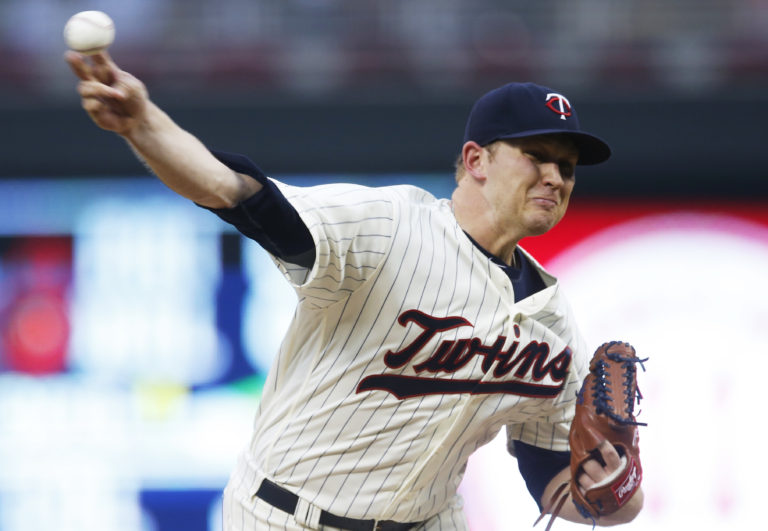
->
[536,341,647,530]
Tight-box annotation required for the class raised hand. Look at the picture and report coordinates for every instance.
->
[65,50,148,136]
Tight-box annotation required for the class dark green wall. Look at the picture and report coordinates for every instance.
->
[3,91,766,198]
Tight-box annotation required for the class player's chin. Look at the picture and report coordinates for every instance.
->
[523,211,564,236]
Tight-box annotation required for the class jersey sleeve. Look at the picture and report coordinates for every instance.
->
[270,180,396,309]
[199,150,316,267]
[198,150,396,308]
[506,416,573,453]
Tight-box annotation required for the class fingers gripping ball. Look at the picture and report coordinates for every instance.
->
[63,11,115,55]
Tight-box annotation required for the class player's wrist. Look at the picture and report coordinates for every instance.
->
[120,100,162,140]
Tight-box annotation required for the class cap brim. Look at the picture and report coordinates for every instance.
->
[496,129,611,165]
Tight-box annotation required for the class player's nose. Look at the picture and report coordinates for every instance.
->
[540,162,565,187]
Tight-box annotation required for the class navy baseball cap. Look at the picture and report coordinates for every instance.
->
[463,82,611,165]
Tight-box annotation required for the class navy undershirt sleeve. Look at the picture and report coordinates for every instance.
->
[512,439,571,510]
[198,150,316,268]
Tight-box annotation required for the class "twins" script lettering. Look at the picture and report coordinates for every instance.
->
[356,310,572,399]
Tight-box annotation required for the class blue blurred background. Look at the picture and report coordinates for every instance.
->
[1,1,767,530]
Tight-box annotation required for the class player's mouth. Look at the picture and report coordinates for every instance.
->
[530,196,559,208]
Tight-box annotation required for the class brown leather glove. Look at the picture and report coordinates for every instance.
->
[536,341,647,530]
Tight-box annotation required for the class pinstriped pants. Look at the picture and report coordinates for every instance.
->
[221,456,470,531]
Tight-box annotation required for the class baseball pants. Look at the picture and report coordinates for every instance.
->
[222,457,470,530]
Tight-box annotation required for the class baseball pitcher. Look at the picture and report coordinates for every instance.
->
[66,49,645,531]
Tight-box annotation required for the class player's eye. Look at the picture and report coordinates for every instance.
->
[525,151,543,163]
[559,162,575,179]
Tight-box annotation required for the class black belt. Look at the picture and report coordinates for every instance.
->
[254,479,419,531]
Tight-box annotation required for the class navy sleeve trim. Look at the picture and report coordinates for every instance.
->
[512,440,571,511]
[210,150,269,185]
[198,150,315,268]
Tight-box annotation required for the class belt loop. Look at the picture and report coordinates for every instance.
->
[294,496,322,529]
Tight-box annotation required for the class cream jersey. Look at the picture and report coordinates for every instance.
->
[233,180,589,523]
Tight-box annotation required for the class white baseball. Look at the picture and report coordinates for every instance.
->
[63,11,115,54]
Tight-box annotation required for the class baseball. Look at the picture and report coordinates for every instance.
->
[63,11,115,54]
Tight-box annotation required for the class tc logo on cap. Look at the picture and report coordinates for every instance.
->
[545,93,572,120]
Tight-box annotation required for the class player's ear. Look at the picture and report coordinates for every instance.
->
[461,141,487,182]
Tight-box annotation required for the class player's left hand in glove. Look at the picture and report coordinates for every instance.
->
[536,341,647,530]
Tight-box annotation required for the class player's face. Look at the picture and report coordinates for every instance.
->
[483,136,578,239]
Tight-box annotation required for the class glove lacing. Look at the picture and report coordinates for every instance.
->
[593,349,648,427]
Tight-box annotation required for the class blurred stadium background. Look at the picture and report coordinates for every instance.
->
[0,1,766,530]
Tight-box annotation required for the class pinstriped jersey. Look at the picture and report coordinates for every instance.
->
[239,179,589,523]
